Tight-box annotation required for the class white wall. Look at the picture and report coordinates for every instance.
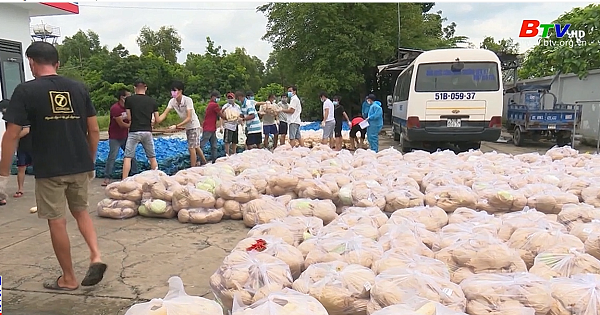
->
[504,69,600,143]
[0,4,34,88]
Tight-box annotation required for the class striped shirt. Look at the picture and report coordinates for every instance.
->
[277,101,288,122]
[242,102,262,134]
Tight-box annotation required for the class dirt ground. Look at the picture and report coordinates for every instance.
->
[1,129,596,315]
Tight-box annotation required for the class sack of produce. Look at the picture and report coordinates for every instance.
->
[558,204,600,230]
[434,233,526,284]
[296,177,338,200]
[384,188,425,213]
[509,174,561,190]
[388,205,448,232]
[105,179,143,202]
[239,168,276,194]
[339,180,387,210]
[171,186,216,211]
[97,198,138,219]
[216,179,260,203]
[372,251,450,277]
[475,188,527,213]
[172,169,204,186]
[242,198,288,227]
[498,207,566,241]
[385,176,420,191]
[529,247,600,279]
[177,208,223,224]
[549,274,600,315]
[197,163,236,177]
[140,176,181,202]
[519,183,561,198]
[424,186,478,212]
[433,222,499,250]
[287,198,337,224]
[248,216,323,247]
[367,267,466,314]
[338,206,388,228]
[304,234,384,269]
[449,207,502,226]
[233,236,304,279]
[369,298,469,315]
[581,184,600,207]
[545,145,579,160]
[460,273,553,315]
[378,224,434,256]
[319,219,379,240]
[292,261,375,315]
[421,171,472,192]
[124,276,222,315]
[193,175,222,196]
[138,199,176,219]
[209,250,293,311]
[559,176,592,201]
[570,220,600,243]
[527,191,579,214]
[507,227,585,268]
[231,288,328,315]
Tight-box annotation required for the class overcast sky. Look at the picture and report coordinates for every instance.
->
[31,2,590,63]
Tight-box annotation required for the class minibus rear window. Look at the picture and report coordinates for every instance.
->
[415,62,500,92]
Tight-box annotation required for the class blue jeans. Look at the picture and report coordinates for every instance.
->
[105,138,137,178]
[367,125,381,152]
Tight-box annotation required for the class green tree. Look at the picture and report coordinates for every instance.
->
[136,25,183,64]
[256,83,285,101]
[479,36,520,54]
[519,4,600,79]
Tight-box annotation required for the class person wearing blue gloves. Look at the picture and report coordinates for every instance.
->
[365,94,383,152]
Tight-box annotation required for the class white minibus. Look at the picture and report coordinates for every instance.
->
[389,48,503,152]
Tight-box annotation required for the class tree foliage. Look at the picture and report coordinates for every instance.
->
[479,36,520,54]
[257,3,467,118]
[136,25,182,64]
[519,4,600,79]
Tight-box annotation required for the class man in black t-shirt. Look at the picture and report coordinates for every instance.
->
[122,79,159,179]
[0,42,107,291]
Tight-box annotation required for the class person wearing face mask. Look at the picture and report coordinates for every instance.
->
[319,91,336,146]
[362,95,370,119]
[364,94,383,152]
[276,93,289,146]
[102,88,138,186]
[280,85,304,147]
[332,95,351,151]
[240,90,263,149]
[220,92,242,156]
[157,81,206,167]
[256,94,279,150]
[200,91,222,163]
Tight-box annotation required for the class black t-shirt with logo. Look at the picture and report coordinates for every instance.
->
[125,94,159,132]
[3,75,97,178]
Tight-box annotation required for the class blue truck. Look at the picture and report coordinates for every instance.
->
[506,82,581,147]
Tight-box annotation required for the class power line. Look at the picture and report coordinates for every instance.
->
[78,4,258,11]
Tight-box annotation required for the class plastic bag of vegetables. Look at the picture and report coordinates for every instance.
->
[105,179,143,202]
[246,216,323,246]
[338,206,388,228]
[216,178,260,203]
[124,276,222,315]
[549,273,600,315]
[177,208,223,224]
[233,236,304,279]
[304,233,384,269]
[97,198,138,219]
[209,250,293,311]
[292,261,375,315]
[138,199,176,219]
[372,251,450,277]
[529,247,600,279]
[460,273,554,315]
[231,288,328,315]
[369,298,470,315]
[172,186,216,211]
[242,198,288,228]
[287,198,338,225]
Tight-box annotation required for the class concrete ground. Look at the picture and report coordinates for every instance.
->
[2,129,597,315]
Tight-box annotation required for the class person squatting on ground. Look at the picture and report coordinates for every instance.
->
[256,94,279,149]
[157,81,207,167]
[277,93,289,146]
[103,88,138,186]
[365,94,383,152]
[122,79,159,179]
[332,95,351,151]
[0,41,107,291]
[281,86,303,147]
[320,91,336,146]
[349,115,366,150]
[220,92,242,156]
[200,91,222,164]
[240,90,263,149]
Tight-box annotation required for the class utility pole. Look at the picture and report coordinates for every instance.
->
[397,3,401,59]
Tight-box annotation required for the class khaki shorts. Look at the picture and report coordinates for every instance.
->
[35,171,92,220]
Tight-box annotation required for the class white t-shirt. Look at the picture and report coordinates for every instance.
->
[167,95,201,130]
[221,103,241,131]
[288,94,302,124]
[323,98,335,122]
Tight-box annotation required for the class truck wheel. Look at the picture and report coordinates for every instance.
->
[513,127,524,147]
[399,133,412,153]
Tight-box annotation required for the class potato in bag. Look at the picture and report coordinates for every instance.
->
[177,208,223,224]
[558,203,600,230]
[97,198,138,219]
[231,288,328,315]
[549,274,600,315]
[304,234,384,269]
[530,247,600,279]
[233,236,304,279]
[287,198,337,224]
[105,180,142,201]
[242,198,288,227]
[171,186,216,211]
[424,186,478,213]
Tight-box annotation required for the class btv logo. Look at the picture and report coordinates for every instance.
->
[519,20,575,38]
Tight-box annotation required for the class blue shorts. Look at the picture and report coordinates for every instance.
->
[263,124,278,135]
[17,151,33,167]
